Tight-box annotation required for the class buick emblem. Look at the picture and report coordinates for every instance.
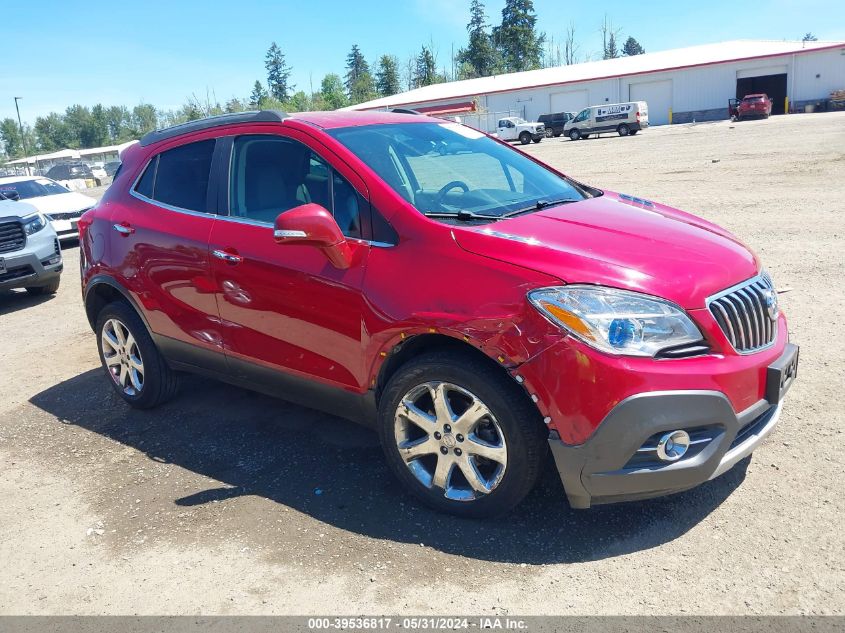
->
[762,288,779,320]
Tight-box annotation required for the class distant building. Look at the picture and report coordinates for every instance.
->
[346,40,845,125]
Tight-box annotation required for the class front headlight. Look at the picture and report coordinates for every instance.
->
[528,285,703,357]
[23,213,48,236]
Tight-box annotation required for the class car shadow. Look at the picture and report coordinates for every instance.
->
[0,289,56,316]
[29,368,749,564]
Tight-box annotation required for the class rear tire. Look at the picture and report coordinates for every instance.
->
[569,129,580,141]
[26,278,60,296]
[519,131,531,145]
[377,350,547,518]
[618,123,630,136]
[95,301,179,409]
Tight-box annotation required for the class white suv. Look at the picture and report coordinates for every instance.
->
[0,195,63,295]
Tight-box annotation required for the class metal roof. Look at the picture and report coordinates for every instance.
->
[346,40,845,111]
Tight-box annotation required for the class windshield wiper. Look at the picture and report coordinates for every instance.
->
[423,209,501,221]
[499,198,579,218]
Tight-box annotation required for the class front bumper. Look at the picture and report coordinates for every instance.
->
[0,230,63,291]
[548,341,797,508]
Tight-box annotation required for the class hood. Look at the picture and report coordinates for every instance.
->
[452,191,758,309]
[23,192,95,214]
[0,199,39,219]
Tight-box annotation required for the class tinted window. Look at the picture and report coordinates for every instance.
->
[229,135,363,238]
[134,157,157,199]
[151,139,215,212]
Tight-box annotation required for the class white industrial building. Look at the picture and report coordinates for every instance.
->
[347,40,845,126]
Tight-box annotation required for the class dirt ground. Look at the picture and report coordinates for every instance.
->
[1,112,843,616]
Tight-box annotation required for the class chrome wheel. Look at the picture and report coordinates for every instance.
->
[101,318,144,396]
[394,382,508,501]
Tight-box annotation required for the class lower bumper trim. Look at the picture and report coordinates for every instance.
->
[548,390,783,509]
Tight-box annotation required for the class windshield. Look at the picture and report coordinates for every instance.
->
[329,122,587,221]
[0,179,70,199]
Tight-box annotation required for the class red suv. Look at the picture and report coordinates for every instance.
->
[734,93,773,120]
[79,110,798,517]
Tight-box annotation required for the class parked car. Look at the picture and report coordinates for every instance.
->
[564,101,649,140]
[79,110,798,517]
[732,94,772,121]
[104,161,121,177]
[496,116,545,144]
[0,193,63,295]
[538,111,576,137]
[88,164,108,181]
[0,176,95,241]
[45,163,99,188]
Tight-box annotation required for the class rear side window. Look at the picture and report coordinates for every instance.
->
[134,139,215,212]
[134,157,156,198]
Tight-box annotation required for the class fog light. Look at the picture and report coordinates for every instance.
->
[656,430,690,462]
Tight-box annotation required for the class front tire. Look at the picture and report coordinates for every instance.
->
[569,129,580,141]
[95,301,178,409]
[378,350,547,518]
[26,277,60,295]
[519,131,531,145]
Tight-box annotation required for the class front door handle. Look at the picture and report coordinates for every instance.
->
[112,223,135,235]
[212,249,243,264]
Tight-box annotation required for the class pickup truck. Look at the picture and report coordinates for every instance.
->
[496,117,545,145]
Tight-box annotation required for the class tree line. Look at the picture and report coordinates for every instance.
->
[2,0,651,159]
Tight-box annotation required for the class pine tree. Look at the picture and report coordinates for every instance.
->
[249,80,268,108]
[802,32,818,42]
[345,45,375,104]
[493,0,544,72]
[605,32,619,59]
[414,46,438,88]
[621,36,644,56]
[456,0,500,78]
[375,55,401,97]
[265,42,294,102]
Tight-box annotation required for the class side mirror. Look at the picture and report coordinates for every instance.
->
[1,190,20,201]
[274,203,353,270]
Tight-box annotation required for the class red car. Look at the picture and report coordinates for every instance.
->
[733,93,773,120]
[79,110,798,517]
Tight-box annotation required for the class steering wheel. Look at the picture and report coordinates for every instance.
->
[435,180,470,208]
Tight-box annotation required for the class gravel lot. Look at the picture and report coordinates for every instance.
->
[1,112,843,615]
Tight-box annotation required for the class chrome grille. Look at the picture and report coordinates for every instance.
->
[708,273,777,353]
[0,220,25,254]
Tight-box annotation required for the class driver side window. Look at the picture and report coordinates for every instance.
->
[575,109,589,123]
[229,135,363,239]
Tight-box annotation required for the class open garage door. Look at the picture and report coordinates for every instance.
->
[736,73,787,114]
[630,80,673,125]
[550,90,589,114]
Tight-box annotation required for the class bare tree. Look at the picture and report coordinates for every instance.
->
[564,21,579,65]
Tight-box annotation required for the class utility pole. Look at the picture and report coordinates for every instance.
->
[13,97,29,157]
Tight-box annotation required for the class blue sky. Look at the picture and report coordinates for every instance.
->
[3,0,843,125]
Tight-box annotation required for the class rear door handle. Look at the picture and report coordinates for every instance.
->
[112,223,134,235]
[212,249,243,264]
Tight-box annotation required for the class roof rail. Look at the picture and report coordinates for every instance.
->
[139,110,288,146]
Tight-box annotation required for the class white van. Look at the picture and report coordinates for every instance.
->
[563,102,648,140]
